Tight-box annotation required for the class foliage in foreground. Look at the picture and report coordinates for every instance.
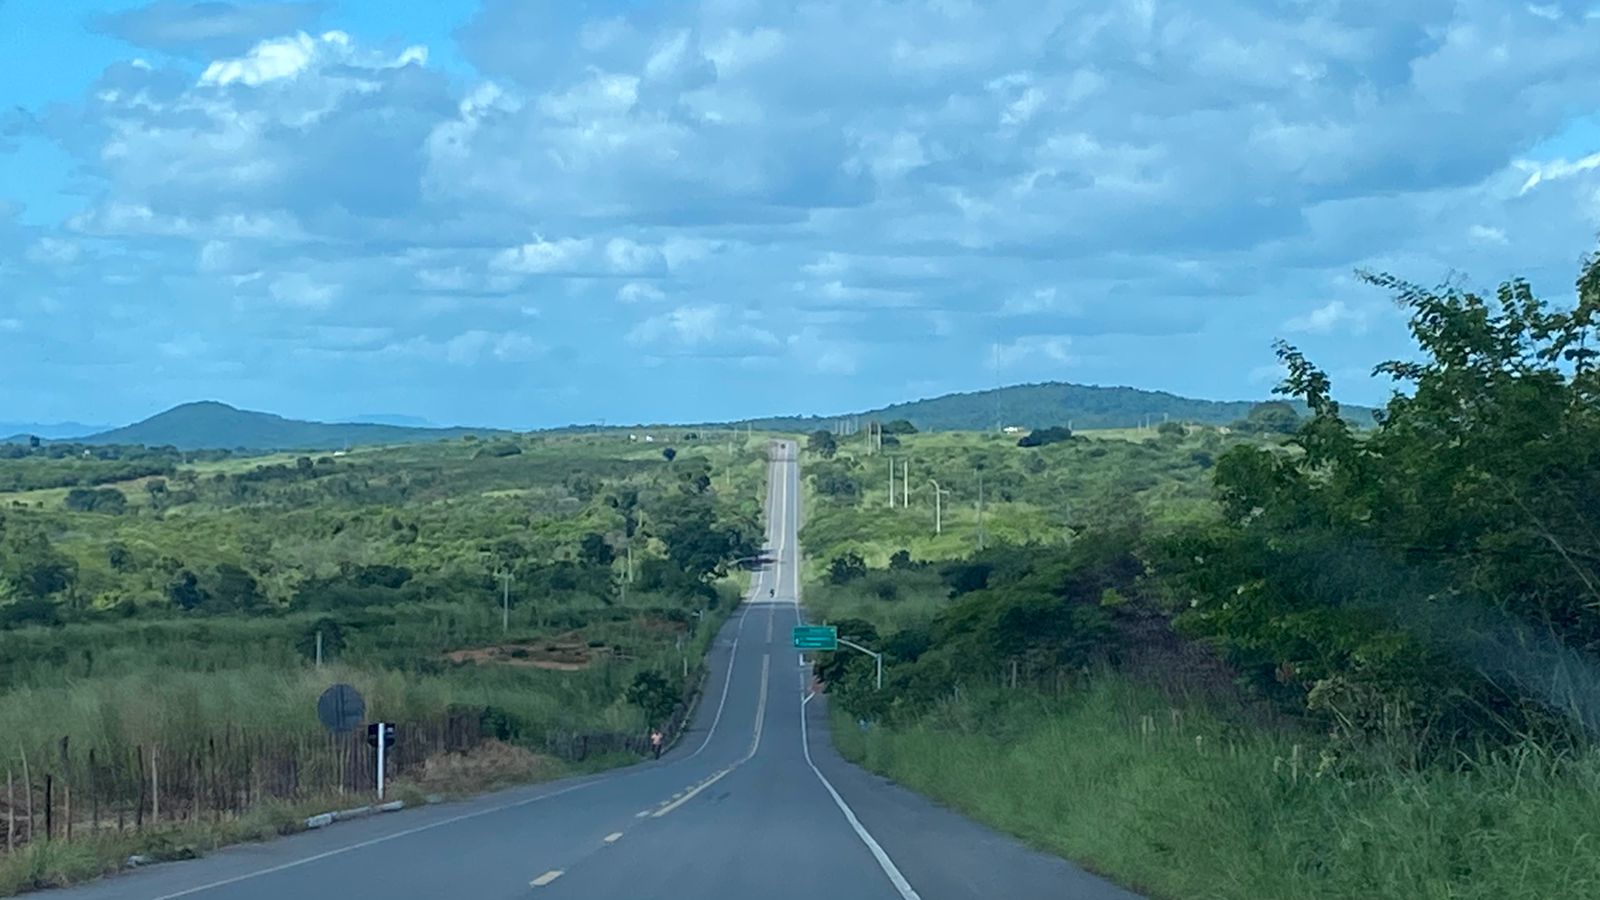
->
[833,681,1600,900]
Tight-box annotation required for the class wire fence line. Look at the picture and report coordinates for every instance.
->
[0,712,483,852]
[1,641,714,857]
[1,691,700,855]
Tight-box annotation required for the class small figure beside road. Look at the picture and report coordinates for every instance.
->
[650,729,663,759]
[769,588,775,598]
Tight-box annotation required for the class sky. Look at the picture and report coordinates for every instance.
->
[2,0,1599,429]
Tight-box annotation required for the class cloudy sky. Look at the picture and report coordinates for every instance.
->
[2,0,1599,428]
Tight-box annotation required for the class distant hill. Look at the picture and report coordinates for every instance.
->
[75,401,505,450]
[0,420,108,441]
[714,382,1378,432]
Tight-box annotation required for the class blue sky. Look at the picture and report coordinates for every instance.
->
[3,0,1600,429]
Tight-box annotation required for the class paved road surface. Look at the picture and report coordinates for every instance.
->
[51,441,1141,900]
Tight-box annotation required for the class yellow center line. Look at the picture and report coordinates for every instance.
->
[748,653,769,759]
[530,870,563,887]
[652,767,732,818]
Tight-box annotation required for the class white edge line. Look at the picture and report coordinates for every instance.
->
[147,449,791,900]
[147,778,604,900]
[691,600,749,758]
[800,702,922,900]
[530,869,564,887]
[791,434,918,900]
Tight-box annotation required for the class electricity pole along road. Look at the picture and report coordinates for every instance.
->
[51,441,1139,900]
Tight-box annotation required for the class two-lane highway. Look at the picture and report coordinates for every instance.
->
[51,441,1141,900]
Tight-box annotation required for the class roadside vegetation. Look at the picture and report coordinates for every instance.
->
[803,250,1600,898]
[0,431,768,893]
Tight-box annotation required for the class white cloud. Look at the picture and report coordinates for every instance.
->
[1516,151,1600,195]
[18,2,1600,423]
[268,273,339,308]
[378,330,543,365]
[1283,300,1369,335]
[491,237,594,274]
[617,281,666,303]
[604,238,666,274]
[413,266,469,291]
[995,335,1076,368]
[200,31,339,87]
[626,305,778,349]
[1469,224,1509,244]
[26,238,80,265]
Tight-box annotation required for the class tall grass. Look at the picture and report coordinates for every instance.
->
[832,678,1600,900]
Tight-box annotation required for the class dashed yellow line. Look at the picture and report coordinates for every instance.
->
[652,767,732,818]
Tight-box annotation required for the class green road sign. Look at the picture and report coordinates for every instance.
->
[792,625,838,651]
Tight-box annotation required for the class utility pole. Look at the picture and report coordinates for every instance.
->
[929,479,948,534]
[496,569,513,633]
[888,458,895,509]
[977,471,986,550]
[902,460,910,509]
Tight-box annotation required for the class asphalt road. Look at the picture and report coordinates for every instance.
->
[50,441,1142,900]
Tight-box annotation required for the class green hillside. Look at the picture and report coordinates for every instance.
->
[717,382,1377,432]
[78,401,507,450]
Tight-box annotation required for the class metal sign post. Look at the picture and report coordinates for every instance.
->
[376,724,385,800]
[838,637,884,691]
[366,723,395,799]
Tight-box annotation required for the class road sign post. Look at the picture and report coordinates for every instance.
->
[838,637,884,691]
[792,625,838,651]
[366,723,395,799]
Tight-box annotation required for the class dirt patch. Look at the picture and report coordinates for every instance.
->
[636,615,690,634]
[445,634,612,670]
[400,740,556,795]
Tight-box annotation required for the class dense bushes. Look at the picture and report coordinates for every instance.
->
[1157,255,1600,749]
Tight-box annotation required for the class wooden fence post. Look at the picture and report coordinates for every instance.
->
[151,746,160,824]
[136,745,146,829]
[20,747,32,846]
[89,749,98,837]
[6,768,13,852]
[60,736,70,842]
[44,774,52,841]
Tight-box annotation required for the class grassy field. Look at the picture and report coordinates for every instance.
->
[832,681,1600,900]
[0,431,773,893]
[801,424,1600,900]
[799,426,1234,578]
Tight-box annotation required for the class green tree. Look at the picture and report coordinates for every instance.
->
[1017,426,1073,447]
[167,569,207,611]
[0,518,77,599]
[579,532,616,567]
[1167,248,1600,744]
[209,563,263,611]
[807,430,838,459]
[661,447,677,462]
[626,670,679,727]
[1232,400,1301,434]
[828,552,867,585]
[883,419,919,434]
